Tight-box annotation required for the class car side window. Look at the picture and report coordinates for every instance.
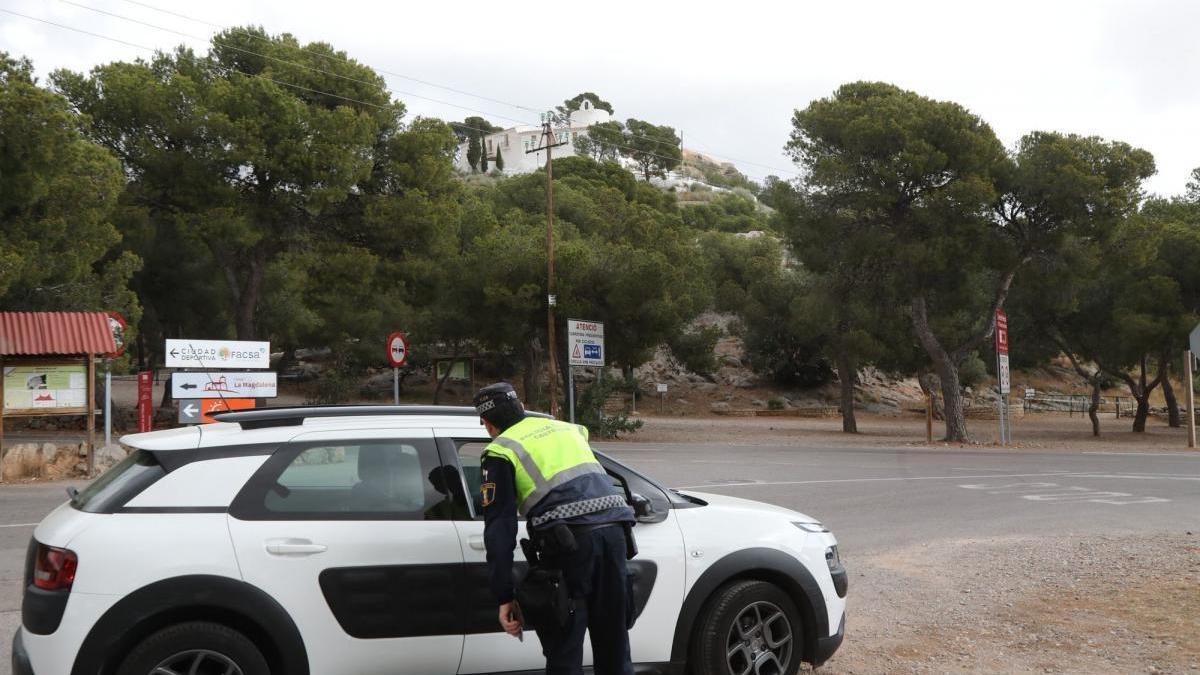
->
[454,440,491,520]
[231,439,456,521]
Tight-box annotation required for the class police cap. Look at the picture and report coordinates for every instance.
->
[473,382,524,428]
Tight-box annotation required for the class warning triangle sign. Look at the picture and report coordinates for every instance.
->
[572,344,582,358]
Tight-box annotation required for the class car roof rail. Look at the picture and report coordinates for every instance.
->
[212,404,550,429]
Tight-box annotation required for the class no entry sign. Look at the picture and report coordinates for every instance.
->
[387,333,409,368]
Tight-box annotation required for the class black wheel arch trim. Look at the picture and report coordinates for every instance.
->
[669,547,830,667]
[70,574,308,675]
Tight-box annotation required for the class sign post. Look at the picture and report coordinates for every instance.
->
[1185,350,1196,449]
[567,367,576,424]
[137,371,153,433]
[567,320,605,423]
[387,333,408,405]
[995,309,1011,445]
[657,383,668,414]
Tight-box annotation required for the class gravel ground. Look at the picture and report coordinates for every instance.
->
[817,533,1200,674]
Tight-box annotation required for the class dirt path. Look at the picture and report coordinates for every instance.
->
[819,533,1200,674]
[622,412,1197,454]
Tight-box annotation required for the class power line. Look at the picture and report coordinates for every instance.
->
[7,6,780,185]
[113,0,542,114]
[1,7,518,141]
[111,0,798,179]
[49,0,538,130]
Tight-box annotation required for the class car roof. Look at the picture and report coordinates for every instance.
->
[119,405,546,451]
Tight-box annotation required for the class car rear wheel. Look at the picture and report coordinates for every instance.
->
[690,580,803,675]
[117,621,269,675]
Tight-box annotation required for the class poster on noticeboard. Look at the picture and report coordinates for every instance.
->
[3,364,88,414]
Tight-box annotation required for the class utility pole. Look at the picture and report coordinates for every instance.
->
[528,112,568,417]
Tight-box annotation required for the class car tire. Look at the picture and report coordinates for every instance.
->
[117,621,270,675]
[690,580,804,675]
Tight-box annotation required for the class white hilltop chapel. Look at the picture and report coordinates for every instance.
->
[454,99,614,175]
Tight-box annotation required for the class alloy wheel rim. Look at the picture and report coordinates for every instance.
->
[150,649,242,675]
[725,600,793,675]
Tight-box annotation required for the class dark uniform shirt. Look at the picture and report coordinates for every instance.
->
[481,456,519,603]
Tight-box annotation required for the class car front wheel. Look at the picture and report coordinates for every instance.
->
[117,621,270,675]
[690,580,803,675]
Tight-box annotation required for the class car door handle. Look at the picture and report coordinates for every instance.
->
[468,535,486,551]
[265,538,328,556]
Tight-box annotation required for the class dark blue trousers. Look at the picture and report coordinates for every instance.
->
[537,525,634,675]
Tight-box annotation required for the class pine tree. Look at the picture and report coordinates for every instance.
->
[467,135,481,172]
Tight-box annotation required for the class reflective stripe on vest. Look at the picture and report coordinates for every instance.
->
[482,417,606,516]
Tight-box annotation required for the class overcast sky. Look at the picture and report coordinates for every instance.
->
[3,0,1197,196]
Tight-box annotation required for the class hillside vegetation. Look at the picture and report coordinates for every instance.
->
[3,32,1198,443]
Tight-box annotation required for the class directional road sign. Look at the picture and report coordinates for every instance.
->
[171,372,277,399]
[165,339,270,369]
[387,333,409,368]
[200,398,255,424]
[567,319,605,367]
[177,399,202,424]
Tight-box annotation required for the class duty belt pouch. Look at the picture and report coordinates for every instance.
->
[623,522,638,560]
[515,566,572,638]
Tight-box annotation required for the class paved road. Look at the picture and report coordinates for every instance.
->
[3,444,1198,673]
[597,443,1200,553]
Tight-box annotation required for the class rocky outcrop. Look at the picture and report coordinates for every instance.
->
[1,442,87,481]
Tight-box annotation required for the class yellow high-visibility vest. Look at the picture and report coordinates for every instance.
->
[482,417,607,515]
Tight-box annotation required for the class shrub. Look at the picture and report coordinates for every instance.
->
[573,373,643,439]
[668,325,722,375]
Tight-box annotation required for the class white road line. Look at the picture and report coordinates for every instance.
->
[674,471,1076,490]
[1061,474,1200,481]
[1083,451,1200,457]
[0,523,38,528]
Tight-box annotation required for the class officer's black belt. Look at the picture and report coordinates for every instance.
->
[567,522,621,535]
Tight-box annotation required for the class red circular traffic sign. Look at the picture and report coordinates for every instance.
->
[107,312,127,358]
[387,332,409,368]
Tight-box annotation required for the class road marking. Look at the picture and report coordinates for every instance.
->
[0,523,38,528]
[958,481,1170,505]
[674,471,1075,489]
[1060,473,1200,481]
[1083,451,1200,457]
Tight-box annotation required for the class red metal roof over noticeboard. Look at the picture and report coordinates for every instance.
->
[0,312,117,356]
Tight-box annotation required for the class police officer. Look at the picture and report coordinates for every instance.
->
[474,382,636,675]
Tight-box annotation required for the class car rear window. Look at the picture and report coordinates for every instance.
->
[71,448,166,513]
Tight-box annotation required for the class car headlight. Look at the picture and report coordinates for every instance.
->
[792,521,829,533]
[825,545,840,570]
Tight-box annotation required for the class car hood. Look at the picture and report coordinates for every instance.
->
[676,489,821,524]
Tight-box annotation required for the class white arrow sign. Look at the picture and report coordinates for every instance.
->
[178,399,202,424]
[165,339,270,369]
[171,372,277,399]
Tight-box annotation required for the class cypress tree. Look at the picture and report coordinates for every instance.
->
[467,135,481,172]
[495,147,504,171]
[480,139,489,172]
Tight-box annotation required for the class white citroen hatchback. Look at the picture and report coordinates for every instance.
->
[12,406,845,675]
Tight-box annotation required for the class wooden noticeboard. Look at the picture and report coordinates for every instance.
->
[1,356,97,471]
[3,360,90,416]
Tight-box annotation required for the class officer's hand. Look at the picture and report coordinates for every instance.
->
[499,601,523,639]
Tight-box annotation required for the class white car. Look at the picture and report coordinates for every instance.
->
[12,406,846,675]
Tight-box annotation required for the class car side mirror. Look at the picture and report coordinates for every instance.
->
[630,493,653,518]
